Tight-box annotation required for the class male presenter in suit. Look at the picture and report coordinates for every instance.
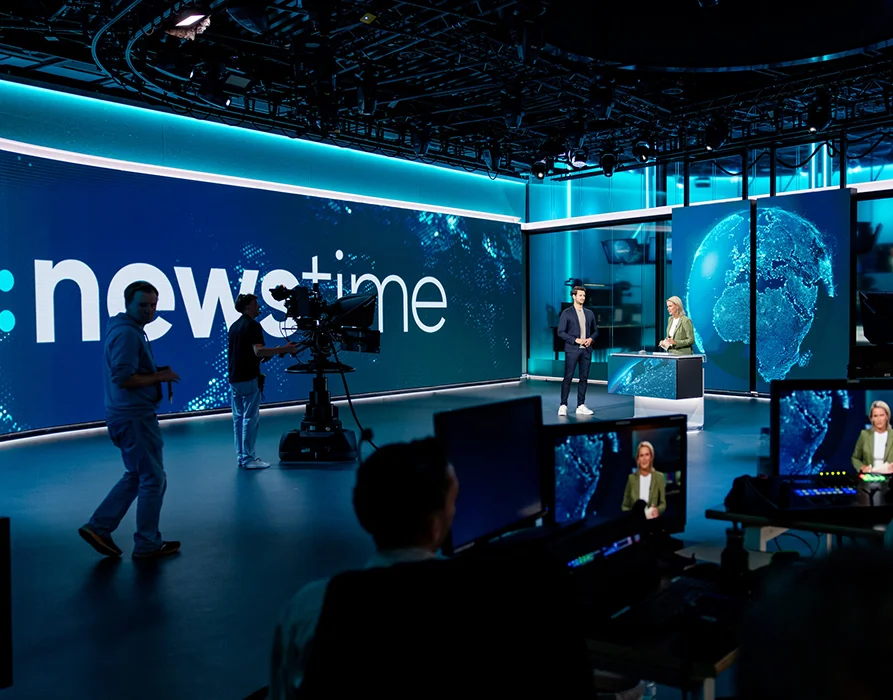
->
[557,286,598,416]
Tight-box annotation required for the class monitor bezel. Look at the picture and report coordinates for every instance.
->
[769,377,893,477]
[543,413,689,534]
[434,395,547,556]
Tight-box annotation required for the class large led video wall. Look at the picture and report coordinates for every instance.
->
[0,149,522,435]
[672,189,851,393]
[672,199,752,392]
[754,189,851,393]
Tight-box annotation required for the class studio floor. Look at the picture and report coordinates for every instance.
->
[0,379,768,700]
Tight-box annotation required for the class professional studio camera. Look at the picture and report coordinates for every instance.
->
[269,283,380,462]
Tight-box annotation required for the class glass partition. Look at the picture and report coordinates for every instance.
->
[527,219,669,380]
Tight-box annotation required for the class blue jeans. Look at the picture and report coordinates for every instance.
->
[90,413,166,554]
[231,378,261,466]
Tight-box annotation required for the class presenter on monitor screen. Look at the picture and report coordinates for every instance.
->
[621,441,667,519]
[851,400,893,474]
[659,296,694,355]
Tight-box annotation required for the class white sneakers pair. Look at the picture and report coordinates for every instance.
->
[558,404,593,416]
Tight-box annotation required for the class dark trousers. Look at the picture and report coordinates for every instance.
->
[561,348,592,407]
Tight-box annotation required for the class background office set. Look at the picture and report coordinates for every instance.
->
[5,1,893,698]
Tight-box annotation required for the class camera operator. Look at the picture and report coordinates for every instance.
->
[229,294,298,469]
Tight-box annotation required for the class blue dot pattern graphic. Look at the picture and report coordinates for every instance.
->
[0,310,14,333]
[0,269,13,292]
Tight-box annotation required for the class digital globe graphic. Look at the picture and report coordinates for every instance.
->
[608,357,676,400]
[685,207,836,385]
[554,432,619,523]
[778,389,850,476]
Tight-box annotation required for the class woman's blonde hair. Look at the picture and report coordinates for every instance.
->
[870,400,891,426]
[636,441,655,466]
[666,296,685,315]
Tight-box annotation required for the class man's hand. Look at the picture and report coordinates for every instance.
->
[280,342,299,355]
[157,368,180,383]
[582,338,592,348]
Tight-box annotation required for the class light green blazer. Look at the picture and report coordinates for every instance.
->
[851,428,893,470]
[666,315,695,355]
[621,471,667,514]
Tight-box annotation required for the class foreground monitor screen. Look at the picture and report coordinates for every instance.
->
[772,379,893,476]
[434,396,545,553]
[546,414,687,534]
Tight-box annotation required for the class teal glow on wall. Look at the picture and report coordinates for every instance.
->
[0,78,525,220]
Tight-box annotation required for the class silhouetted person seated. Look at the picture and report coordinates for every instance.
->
[738,548,893,700]
[272,437,592,699]
[268,438,458,700]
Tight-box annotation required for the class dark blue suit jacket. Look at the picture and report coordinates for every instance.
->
[557,306,598,353]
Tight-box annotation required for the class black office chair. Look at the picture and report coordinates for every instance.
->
[299,548,593,698]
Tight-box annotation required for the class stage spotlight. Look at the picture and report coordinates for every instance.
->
[482,139,502,171]
[705,116,728,151]
[501,94,524,129]
[569,148,589,169]
[165,7,211,40]
[411,125,432,156]
[632,139,653,163]
[806,91,832,133]
[358,69,378,116]
[531,160,547,179]
[599,147,618,177]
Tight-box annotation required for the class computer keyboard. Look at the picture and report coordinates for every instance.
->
[608,576,728,630]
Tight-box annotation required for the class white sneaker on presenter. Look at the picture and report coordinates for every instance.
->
[558,405,568,416]
[243,458,271,469]
[575,405,594,415]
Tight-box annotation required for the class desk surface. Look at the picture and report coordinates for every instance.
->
[705,504,887,540]
[585,574,741,688]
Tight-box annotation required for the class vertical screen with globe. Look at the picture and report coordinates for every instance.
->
[672,200,752,392]
[755,189,852,393]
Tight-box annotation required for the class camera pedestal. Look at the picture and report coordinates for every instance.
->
[279,373,358,462]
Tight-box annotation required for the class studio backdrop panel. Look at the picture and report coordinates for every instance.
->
[0,150,522,435]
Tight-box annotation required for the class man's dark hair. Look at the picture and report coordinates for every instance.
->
[235,293,258,313]
[353,438,453,550]
[124,281,159,305]
[571,285,587,298]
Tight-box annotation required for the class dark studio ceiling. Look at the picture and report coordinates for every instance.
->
[2,0,893,180]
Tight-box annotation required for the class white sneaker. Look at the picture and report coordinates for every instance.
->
[243,458,270,469]
[575,404,594,415]
[558,405,568,416]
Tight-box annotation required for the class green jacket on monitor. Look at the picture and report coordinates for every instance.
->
[621,471,667,514]
[666,315,695,356]
[851,428,893,471]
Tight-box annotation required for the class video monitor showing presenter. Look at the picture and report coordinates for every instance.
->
[547,415,687,534]
[772,379,893,477]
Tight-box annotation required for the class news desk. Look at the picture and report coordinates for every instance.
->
[607,352,706,429]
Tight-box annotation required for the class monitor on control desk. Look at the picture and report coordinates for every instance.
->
[770,378,893,477]
[545,414,688,534]
[434,396,546,555]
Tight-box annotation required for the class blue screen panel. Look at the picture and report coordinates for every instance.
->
[0,150,522,434]
[671,200,751,393]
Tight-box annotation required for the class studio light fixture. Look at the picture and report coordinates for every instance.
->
[632,137,654,163]
[599,146,618,177]
[705,116,728,151]
[531,159,548,180]
[806,91,832,133]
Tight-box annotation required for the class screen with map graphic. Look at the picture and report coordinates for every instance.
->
[755,189,852,393]
[547,414,687,533]
[0,149,522,435]
[771,379,893,476]
[672,200,752,393]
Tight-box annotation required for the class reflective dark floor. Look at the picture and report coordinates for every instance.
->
[0,379,767,700]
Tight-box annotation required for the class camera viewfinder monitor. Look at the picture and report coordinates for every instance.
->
[546,414,687,534]
[434,396,545,554]
[771,378,893,476]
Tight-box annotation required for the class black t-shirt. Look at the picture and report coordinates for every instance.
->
[228,315,265,383]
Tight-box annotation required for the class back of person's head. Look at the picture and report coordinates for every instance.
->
[235,293,257,313]
[352,438,455,551]
[739,547,893,700]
